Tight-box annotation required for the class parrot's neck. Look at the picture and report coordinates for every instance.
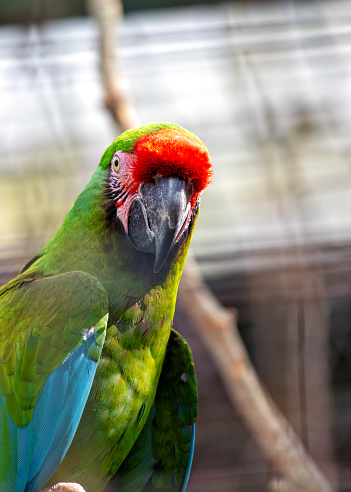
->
[24,168,191,327]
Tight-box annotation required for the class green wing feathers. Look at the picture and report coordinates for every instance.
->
[0,271,109,428]
[115,329,198,492]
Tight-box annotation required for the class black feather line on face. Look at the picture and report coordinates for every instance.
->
[103,167,125,224]
[188,198,200,235]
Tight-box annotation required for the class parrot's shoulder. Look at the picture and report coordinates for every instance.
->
[0,269,109,428]
[114,328,198,492]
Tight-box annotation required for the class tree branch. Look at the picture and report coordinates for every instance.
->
[178,253,332,492]
[87,0,139,131]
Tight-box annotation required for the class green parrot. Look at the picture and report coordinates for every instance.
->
[0,123,212,492]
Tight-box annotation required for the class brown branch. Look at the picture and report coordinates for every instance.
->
[178,253,333,492]
[87,0,139,131]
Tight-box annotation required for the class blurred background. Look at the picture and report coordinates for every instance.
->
[1,0,351,490]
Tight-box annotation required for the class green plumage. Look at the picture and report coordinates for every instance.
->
[115,329,197,492]
[0,123,210,491]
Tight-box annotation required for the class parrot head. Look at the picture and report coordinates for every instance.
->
[101,123,212,273]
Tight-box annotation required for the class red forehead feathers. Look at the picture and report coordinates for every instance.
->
[131,129,212,197]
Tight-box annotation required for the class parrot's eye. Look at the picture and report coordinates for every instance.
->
[112,156,120,172]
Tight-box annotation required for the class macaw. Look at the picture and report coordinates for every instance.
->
[0,123,212,492]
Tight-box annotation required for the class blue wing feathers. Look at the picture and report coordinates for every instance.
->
[16,421,32,492]
[32,350,97,487]
[27,358,70,486]
[0,333,99,492]
[25,340,98,492]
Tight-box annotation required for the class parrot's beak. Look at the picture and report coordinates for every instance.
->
[128,176,190,273]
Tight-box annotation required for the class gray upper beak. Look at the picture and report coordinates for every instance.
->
[128,176,189,273]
